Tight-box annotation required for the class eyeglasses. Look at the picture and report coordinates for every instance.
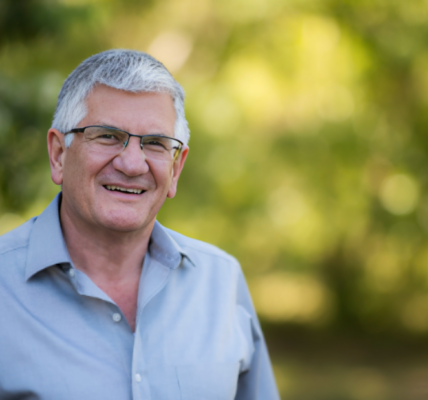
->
[65,125,184,162]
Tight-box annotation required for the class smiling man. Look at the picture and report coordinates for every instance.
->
[0,50,279,399]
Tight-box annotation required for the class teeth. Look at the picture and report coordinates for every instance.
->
[106,185,143,194]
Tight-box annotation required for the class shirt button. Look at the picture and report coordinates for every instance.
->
[69,269,75,278]
[112,313,122,322]
[135,373,142,382]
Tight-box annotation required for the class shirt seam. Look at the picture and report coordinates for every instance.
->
[0,244,28,257]
[179,244,237,263]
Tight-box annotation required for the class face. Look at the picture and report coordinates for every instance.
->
[48,85,188,235]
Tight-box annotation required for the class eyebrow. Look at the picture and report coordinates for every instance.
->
[95,122,123,130]
[94,123,171,137]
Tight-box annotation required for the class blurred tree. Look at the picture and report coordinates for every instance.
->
[2,0,428,342]
[0,0,99,212]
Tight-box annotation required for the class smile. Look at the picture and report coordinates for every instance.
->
[104,185,145,194]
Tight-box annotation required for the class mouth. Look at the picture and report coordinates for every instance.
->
[104,185,145,195]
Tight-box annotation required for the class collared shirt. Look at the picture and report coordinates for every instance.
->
[0,194,279,400]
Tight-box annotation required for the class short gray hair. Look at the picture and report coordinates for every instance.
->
[52,49,190,146]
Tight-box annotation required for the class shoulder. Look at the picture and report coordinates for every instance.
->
[0,218,35,257]
[165,228,240,266]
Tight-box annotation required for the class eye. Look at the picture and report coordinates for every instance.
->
[99,134,116,139]
[95,132,122,142]
[146,139,165,146]
[84,127,125,145]
[144,137,169,150]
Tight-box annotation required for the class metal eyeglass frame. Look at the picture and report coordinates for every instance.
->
[65,125,184,161]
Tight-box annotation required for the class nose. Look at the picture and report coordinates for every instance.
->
[112,136,149,176]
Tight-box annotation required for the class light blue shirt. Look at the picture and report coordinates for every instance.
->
[0,194,279,400]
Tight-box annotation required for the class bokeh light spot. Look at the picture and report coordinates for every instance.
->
[251,272,334,324]
[379,174,419,215]
[147,31,193,73]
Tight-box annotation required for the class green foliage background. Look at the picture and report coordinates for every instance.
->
[2,0,428,398]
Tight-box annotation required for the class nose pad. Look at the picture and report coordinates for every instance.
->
[140,137,144,150]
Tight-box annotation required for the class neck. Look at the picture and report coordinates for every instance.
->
[59,199,152,332]
[60,205,152,281]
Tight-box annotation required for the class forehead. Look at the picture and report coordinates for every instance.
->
[80,85,176,135]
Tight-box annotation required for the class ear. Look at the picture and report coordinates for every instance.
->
[167,146,189,198]
[47,128,67,185]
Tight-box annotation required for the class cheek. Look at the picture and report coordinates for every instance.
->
[161,165,175,188]
[148,161,172,183]
[65,150,107,181]
[64,161,84,188]
[62,156,94,195]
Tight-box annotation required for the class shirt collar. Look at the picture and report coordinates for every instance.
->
[25,193,195,280]
[25,193,71,281]
[150,221,195,269]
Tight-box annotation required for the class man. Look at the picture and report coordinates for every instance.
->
[0,49,279,399]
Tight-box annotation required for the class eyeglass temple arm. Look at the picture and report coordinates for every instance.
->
[65,128,85,134]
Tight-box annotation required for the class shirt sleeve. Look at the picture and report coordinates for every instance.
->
[234,267,281,400]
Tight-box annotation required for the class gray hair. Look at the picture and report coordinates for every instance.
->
[52,49,190,146]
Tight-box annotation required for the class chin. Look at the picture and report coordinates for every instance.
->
[101,220,149,233]
[96,213,152,233]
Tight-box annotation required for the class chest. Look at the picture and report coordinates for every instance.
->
[101,282,139,332]
[0,261,251,400]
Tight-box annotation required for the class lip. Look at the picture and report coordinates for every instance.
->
[102,184,147,196]
[103,182,147,190]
